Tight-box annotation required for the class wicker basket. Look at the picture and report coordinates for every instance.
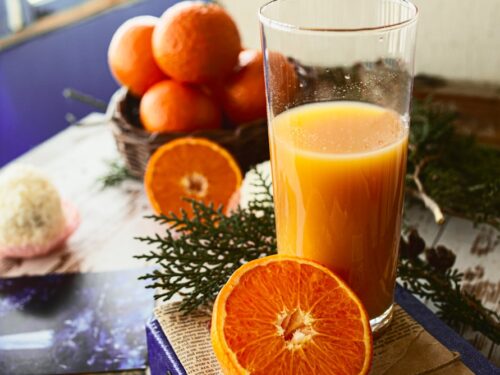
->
[107,88,270,178]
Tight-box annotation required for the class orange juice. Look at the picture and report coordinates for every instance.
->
[269,101,408,319]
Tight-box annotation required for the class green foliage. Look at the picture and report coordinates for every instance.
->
[408,98,457,162]
[399,258,500,344]
[97,159,137,189]
[407,99,500,228]
[399,232,500,344]
[135,169,277,313]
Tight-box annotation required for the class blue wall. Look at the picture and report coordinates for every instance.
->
[0,0,179,166]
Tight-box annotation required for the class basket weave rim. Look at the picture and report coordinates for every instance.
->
[108,87,267,144]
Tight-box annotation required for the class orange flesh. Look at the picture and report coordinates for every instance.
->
[212,256,372,375]
[269,101,408,319]
[145,138,242,215]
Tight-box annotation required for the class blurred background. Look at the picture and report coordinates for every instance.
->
[0,0,499,167]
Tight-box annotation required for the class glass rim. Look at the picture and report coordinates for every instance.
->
[258,0,418,33]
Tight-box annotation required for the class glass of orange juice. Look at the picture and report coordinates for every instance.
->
[260,0,418,332]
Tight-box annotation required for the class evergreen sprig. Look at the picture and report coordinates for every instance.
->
[97,159,137,189]
[407,99,500,228]
[399,258,500,344]
[399,231,500,344]
[134,168,277,313]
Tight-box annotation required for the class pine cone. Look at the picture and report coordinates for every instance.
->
[407,229,426,259]
[425,245,456,272]
[399,236,409,258]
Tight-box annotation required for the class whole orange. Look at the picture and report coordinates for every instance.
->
[139,80,221,133]
[108,16,166,96]
[152,1,241,84]
[220,49,267,125]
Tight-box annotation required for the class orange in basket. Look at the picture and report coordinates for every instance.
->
[267,51,299,113]
[152,1,241,84]
[144,138,242,216]
[108,16,166,96]
[220,49,267,125]
[140,80,221,133]
[211,255,373,375]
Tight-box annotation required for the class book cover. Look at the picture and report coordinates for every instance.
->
[0,269,154,375]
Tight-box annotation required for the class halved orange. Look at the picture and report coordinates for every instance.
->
[144,138,242,216]
[211,255,373,375]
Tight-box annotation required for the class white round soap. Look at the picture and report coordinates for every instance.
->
[0,165,65,251]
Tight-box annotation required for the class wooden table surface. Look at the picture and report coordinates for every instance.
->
[0,114,498,366]
[0,115,164,277]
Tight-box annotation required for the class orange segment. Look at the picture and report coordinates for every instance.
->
[211,255,372,375]
[144,138,242,215]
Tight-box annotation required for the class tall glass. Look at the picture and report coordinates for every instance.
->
[260,0,418,332]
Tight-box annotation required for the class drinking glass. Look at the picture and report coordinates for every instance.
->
[259,0,418,332]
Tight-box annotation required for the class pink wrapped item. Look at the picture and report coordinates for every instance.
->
[0,201,80,259]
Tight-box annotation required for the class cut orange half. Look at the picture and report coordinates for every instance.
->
[144,138,242,216]
[211,255,373,375]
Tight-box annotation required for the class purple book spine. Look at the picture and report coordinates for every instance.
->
[146,318,187,375]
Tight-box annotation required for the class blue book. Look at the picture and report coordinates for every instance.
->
[146,285,499,375]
